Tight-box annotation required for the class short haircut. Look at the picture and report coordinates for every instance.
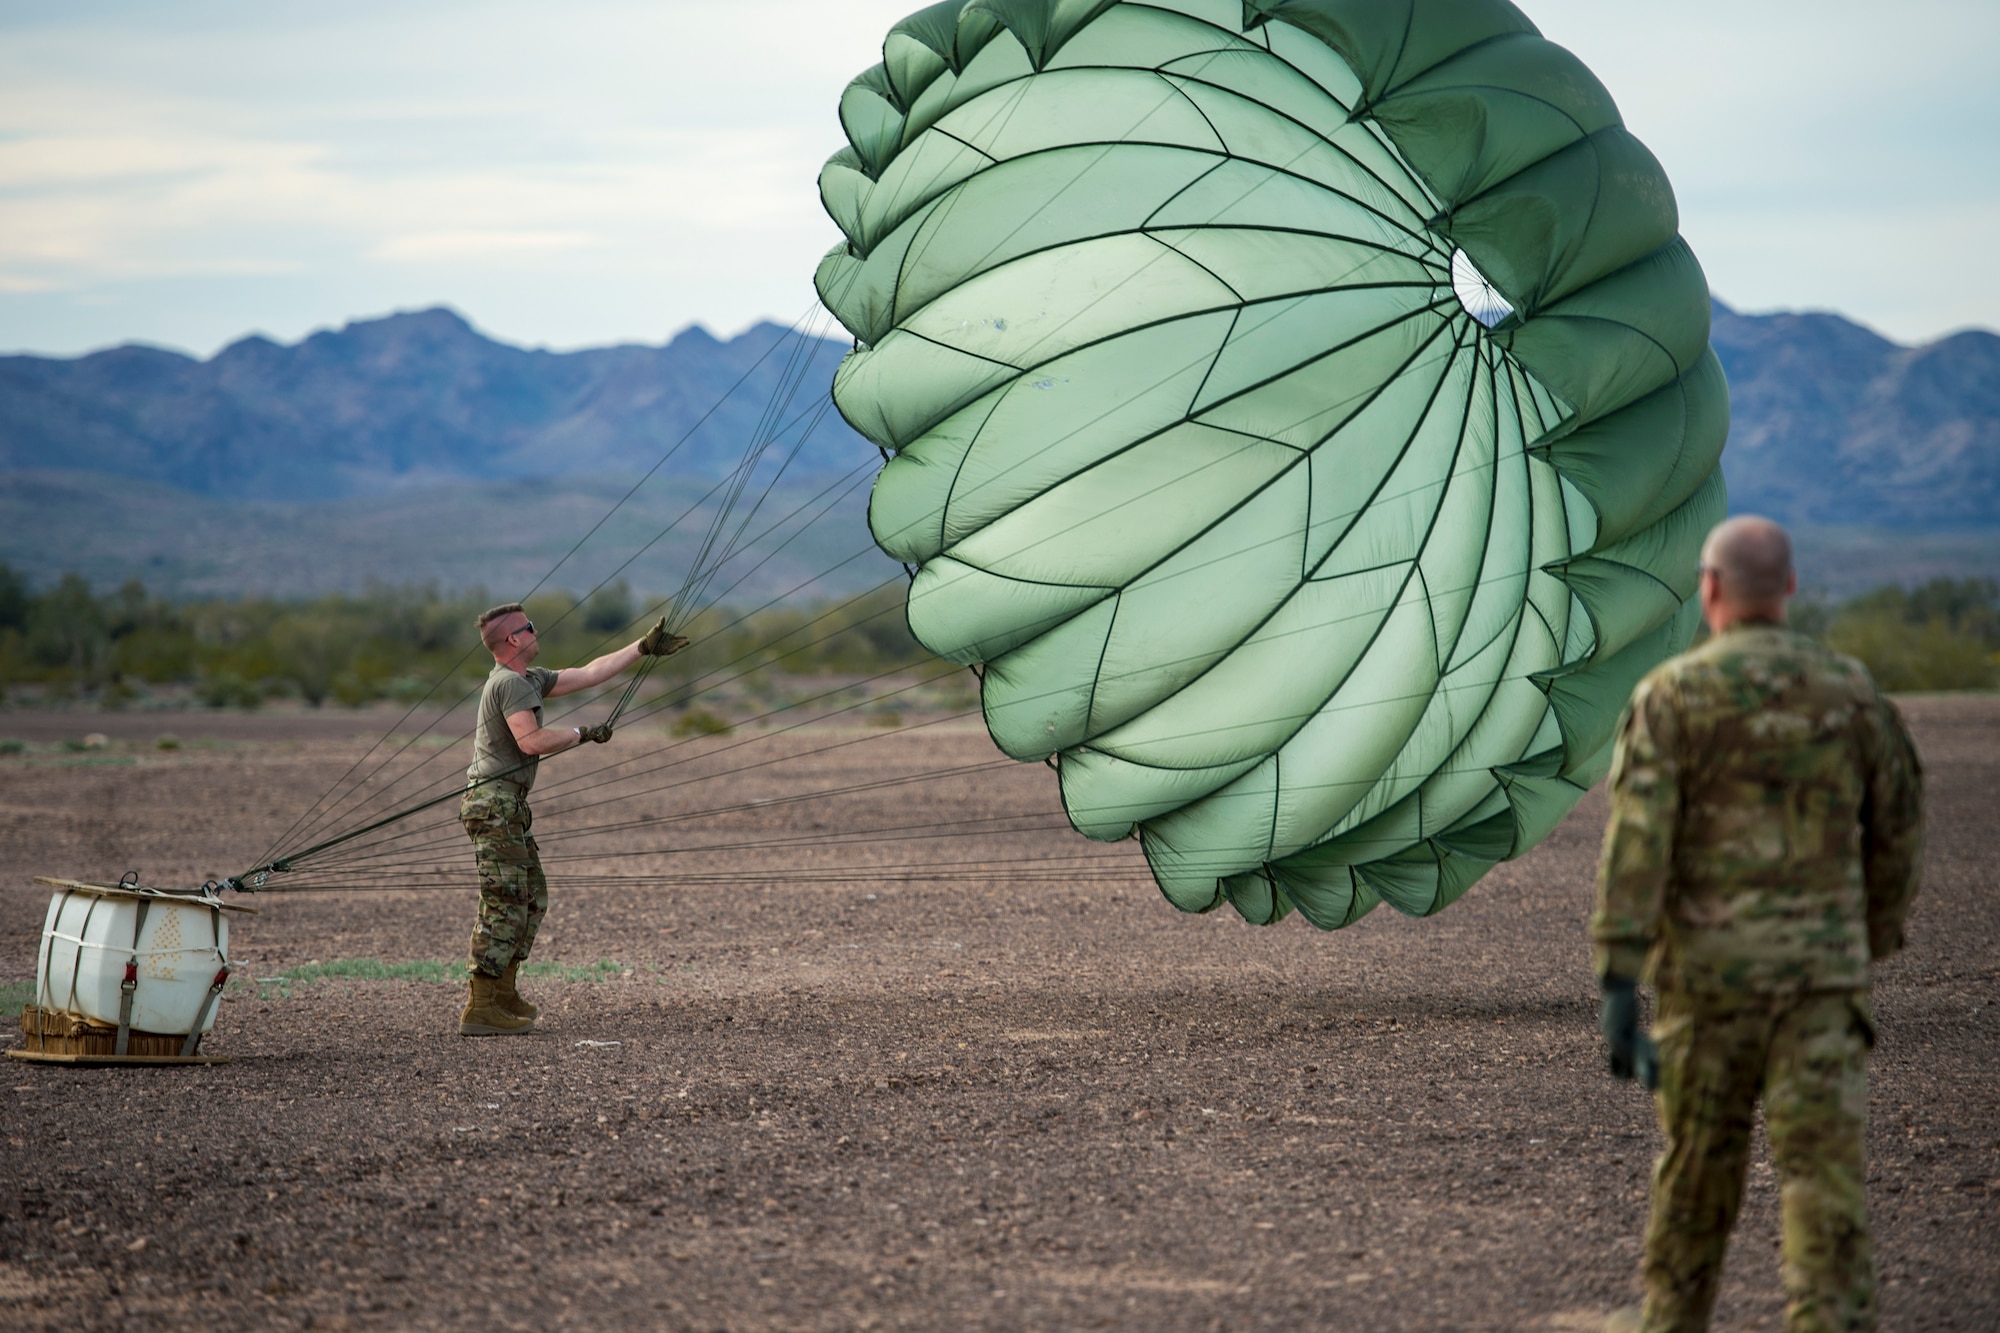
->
[1702,516,1793,604]
[477,603,527,653]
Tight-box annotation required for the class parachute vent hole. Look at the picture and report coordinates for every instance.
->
[1451,249,1514,329]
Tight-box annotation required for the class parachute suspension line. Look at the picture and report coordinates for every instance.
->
[655,328,842,639]
[227,766,542,891]
[285,755,1026,877]
[257,164,1511,887]
[291,653,973,874]
[584,309,846,738]
[600,398,849,736]
[253,18,1569,899]
[249,477,896,885]
[668,395,844,632]
[339,172,1455,868]
[286,534,904,869]
[257,372,1569,884]
[237,303,870,888]
[258,405,1574,878]
[295,804,1085,881]
[547,398,858,677]
[232,847,1153,896]
[254,299,841,867]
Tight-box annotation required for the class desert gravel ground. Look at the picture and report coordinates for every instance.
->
[0,695,1994,1331]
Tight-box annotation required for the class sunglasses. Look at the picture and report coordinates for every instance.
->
[510,621,536,637]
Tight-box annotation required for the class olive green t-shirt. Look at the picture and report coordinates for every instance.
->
[467,664,560,793]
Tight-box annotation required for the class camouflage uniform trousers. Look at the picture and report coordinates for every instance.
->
[1640,986,1877,1333]
[460,785,548,980]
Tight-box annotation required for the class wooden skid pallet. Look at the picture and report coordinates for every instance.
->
[7,1048,226,1066]
[15,1005,223,1066]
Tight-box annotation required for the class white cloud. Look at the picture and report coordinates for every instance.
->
[0,0,1992,354]
[370,230,600,262]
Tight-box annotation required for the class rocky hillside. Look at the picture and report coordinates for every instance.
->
[7,301,1998,524]
[1711,302,2000,528]
[0,310,863,500]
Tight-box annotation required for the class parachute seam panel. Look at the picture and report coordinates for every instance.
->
[1381,29,1565,105]
[1142,230,1245,303]
[1080,589,1123,749]
[1091,684,1577,776]
[1296,309,1462,584]
[1421,318,1491,672]
[934,393,1007,556]
[928,300,1460,692]
[855,51,1445,260]
[1121,321,1478,800]
[1263,749,1282,865]
[1150,68,1230,163]
[1152,69,1436,234]
[867,134,1443,296]
[882,218,1443,338]
[927,561,1123,595]
[1394,80,1596,150]
[1514,312,1683,410]
[1281,317,1483,829]
[875,203,1445,351]
[1441,343,1531,673]
[1183,302,1242,450]
[925,295,1450,561]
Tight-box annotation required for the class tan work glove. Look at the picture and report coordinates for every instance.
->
[639,617,691,657]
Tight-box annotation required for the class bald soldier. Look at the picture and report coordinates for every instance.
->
[1593,517,1923,1333]
[458,603,687,1036]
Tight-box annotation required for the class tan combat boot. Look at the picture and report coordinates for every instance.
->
[497,962,539,1020]
[459,972,534,1036]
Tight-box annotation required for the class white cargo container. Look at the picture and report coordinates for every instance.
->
[12,878,250,1063]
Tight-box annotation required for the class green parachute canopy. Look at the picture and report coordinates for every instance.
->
[816,0,1727,929]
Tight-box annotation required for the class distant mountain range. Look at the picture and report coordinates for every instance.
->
[0,310,858,501]
[1711,303,2000,528]
[1,300,1995,597]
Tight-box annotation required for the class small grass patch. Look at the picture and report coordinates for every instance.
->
[234,956,643,997]
[0,979,36,1012]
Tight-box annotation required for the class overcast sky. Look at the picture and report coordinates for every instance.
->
[2,0,1993,358]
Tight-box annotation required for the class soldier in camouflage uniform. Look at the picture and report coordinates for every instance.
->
[1592,516,1923,1333]
[459,603,687,1036]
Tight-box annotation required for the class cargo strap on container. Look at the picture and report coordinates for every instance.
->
[179,967,231,1058]
[114,898,152,1058]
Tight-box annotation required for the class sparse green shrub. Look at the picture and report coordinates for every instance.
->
[154,734,181,751]
[673,707,733,737]
[1827,613,1996,692]
[200,671,263,709]
[583,580,637,634]
[385,676,440,704]
[0,738,25,755]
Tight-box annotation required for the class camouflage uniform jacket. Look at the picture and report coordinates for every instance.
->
[1592,622,1923,993]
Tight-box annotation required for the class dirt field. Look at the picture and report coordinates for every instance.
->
[1,696,1994,1331]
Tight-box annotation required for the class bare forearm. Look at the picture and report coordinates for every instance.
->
[550,641,644,695]
[516,725,585,757]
